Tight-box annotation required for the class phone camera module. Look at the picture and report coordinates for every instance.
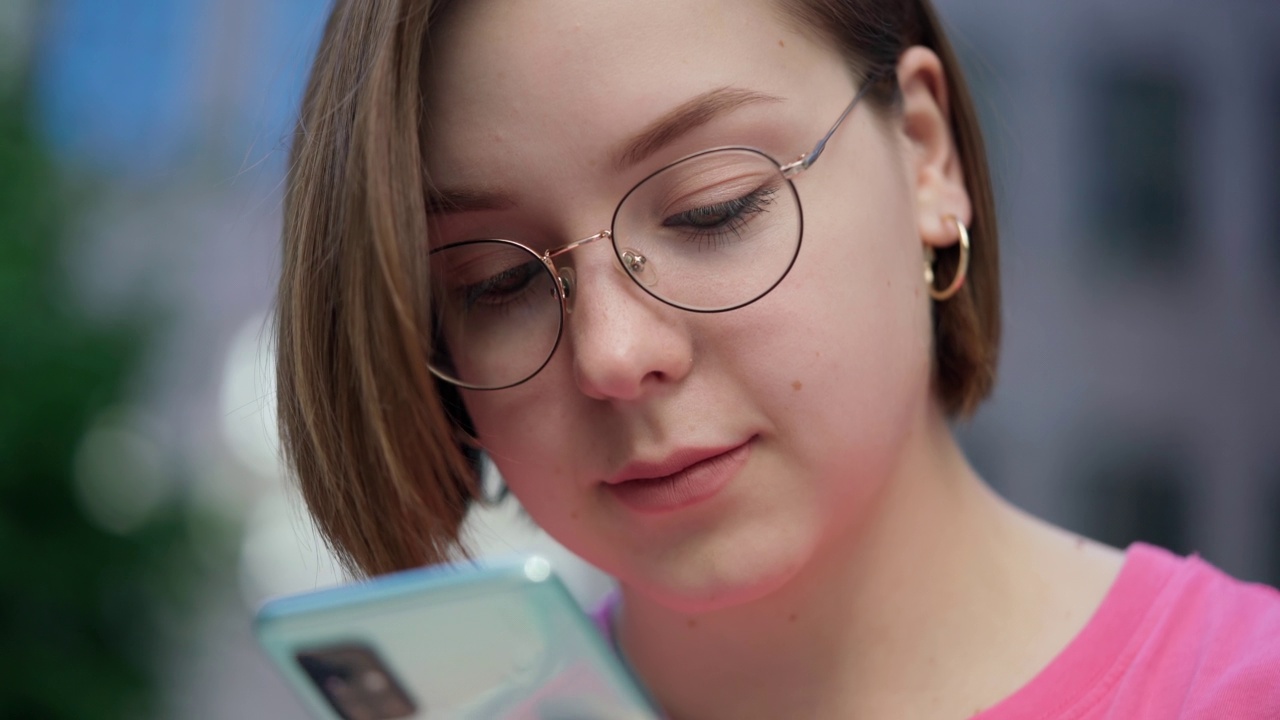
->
[296,643,417,720]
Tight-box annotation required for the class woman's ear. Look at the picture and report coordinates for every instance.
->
[896,46,972,249]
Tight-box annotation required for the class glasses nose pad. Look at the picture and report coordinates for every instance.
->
[557,265,576,313]
[620,248,658,288]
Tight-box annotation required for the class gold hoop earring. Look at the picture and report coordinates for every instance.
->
[924,216,970,301]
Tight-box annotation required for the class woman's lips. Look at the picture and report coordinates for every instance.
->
[603,441,752,514]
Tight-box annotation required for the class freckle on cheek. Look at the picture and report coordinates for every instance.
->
[778,39,785,48]
[791,380,802,392]
[686,618,698,630]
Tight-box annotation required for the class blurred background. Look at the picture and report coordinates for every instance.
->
[1,0,1277,717]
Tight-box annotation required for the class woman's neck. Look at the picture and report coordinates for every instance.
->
[614,410,1124,720]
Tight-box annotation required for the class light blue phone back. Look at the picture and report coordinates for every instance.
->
[255,556,661,720]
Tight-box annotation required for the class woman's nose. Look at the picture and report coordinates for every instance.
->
[565,253,694,402]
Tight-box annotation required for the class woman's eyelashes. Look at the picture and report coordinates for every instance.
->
[461,260,543,312]
[662,186,777,248]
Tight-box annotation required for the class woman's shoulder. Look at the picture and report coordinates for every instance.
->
[1132,542,1280,643]
[1107,543,1280,715]
[982,542,1280,719]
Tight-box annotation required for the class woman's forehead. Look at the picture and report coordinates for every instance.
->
[422,0,844,178]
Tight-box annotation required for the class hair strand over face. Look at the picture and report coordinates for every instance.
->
[277,0,477,578]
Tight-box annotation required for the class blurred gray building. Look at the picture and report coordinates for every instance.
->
[944,0,1280,585]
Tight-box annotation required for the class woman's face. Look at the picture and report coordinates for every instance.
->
[425,0,958,611]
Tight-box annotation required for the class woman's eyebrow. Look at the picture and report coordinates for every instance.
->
[612,87,784,171]
[426,185,515,216]
[427,87,782,216]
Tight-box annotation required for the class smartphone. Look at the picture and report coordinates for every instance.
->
[254,555,662,720]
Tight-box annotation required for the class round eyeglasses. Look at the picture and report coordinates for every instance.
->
[428,77,882,390]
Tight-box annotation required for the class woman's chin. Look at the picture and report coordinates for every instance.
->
[623,544,808,615]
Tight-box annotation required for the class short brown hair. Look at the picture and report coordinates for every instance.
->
[275,0,1001,578]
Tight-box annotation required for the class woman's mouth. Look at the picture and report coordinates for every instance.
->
[602,440,753,515]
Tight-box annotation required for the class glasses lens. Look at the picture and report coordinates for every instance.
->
[614,149,801,312]
[428,240,563,389]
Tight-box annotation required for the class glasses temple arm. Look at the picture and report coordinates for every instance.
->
[789,71,887,174]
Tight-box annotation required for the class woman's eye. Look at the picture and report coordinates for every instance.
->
[463,262,539,308]
[672,204,736,228]
[662,187,776,232]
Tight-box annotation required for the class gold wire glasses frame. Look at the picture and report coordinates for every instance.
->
[428,74,885,391]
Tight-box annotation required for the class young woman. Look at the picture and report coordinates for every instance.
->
[275,0,1280,716]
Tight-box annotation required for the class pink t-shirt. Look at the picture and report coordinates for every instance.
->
[594,543,1280,718]
[979,543,1280,718]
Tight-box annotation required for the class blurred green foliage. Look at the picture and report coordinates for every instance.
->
[0,86,224,718]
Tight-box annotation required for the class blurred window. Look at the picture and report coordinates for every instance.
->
[1273,76,1280,285]
[1074,433,1193,556]
[1269,465,1280,588]
[1084,66,1191,274]
[950,24,1012,213]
